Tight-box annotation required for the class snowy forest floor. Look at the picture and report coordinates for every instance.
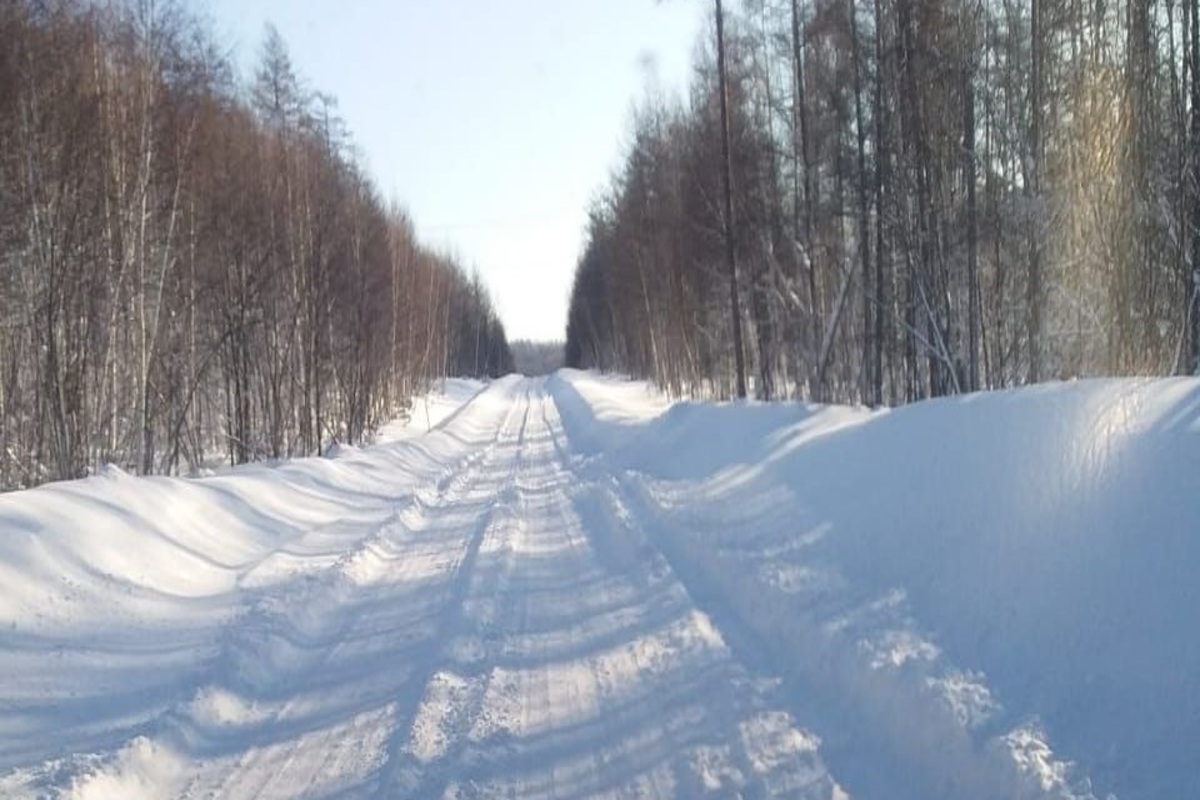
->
[1,371,1197,799]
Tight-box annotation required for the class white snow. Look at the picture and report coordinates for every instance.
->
[374,378,487,444]
[1,371,1197,798]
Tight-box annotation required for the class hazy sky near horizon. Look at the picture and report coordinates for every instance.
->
[202,0,705,342]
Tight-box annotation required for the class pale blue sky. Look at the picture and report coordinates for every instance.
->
[202,0,704,341]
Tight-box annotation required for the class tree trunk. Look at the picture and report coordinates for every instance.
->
[965,56,980,391]
[1190,0,1200,372]
[1027,0,1043,382]
[873,0,889,406]
[792,0,820,396]
[716,0,748,399]
[851,0,873,404]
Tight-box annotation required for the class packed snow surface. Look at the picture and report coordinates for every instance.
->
[1,371,1197,799]
[373,378,487,444]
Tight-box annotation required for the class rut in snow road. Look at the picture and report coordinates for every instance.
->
[375,381,838,799]
[9,376,839,800]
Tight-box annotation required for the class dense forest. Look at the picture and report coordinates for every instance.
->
[511,340,566,375]
[0,1,512,490]
[566,0,1200,402]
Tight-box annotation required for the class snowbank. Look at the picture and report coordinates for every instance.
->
[552,370,1200,800]
[0,377,504,791]
[374,378,487,443]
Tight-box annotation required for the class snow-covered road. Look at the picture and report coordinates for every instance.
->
[3,372,1199,799]
[1,377,840,799]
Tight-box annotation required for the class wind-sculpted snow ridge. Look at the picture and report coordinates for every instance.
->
[1,371,1196,799]
[0,377,511,798]
[550,369,1200,800]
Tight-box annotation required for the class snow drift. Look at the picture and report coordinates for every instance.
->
[0,378,491,797]
[551,370,1200,799]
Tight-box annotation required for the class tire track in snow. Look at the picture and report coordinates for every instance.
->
[545,375,1087,800]
[180,385,532,800]
[58,381,527,800]
[385,383,590,798]
[387,381,843,799]
[613,475,1089,800]
[540,384,843,799]
[56,377,837,799]
[370,382,535,798]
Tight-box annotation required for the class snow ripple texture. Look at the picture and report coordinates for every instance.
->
[1,372,1198,799]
